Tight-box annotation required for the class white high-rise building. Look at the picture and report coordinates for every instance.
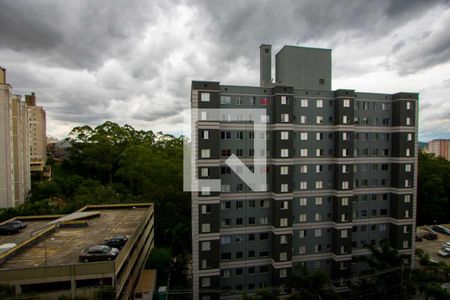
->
[0,67,32,208]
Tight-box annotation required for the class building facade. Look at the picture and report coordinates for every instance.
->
[26,92,47,172]
[191,45,418,299]
[427,139,450,160]
[0,67,35,208]
[0,67,15,208]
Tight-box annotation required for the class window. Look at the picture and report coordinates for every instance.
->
[406,117,411,125]
[315,229,322,237]
[280,235,288,244]
[300,149,308,157]
[316,149,323,157]
[201,186,210,196]
[299,230,306,238]
[201,205,210,214]
[281,149,289,157]
[315,197,323,205]
[281,131,289,140]
[201,130,209,140]
[342,149,349,157]
[201,277,211,287]
[341,198,349,206]
[299,246,306,254]
[316,116,324,124]
[405,164,412,172]
[201,241,210,251]
[341,229,348,238]
[281,114,289,122]
[317,99,323,108]
[403,240,409,249]
[315,181,323,189]
[316,165,322,173]
[300,165,308,173]
[259,232,269,240]
[343,115,349,124]
[406,148,411,156]
[407,133,412,141]
[280,183,289,192]
[342,132,349,141]
[299,198,307,206]
[406,101,411,110]
[260,98,269,105]
[343,99,350,107]
[300,181,307,190]
[280,166,289,175]
[405,179,410,187]
[299,214,307,222]
[281,200,289,210]
[201,149,210,158]
[300,115,307,124]
[220,95,231,104]
[404,195,411,203]
[342,181,349,189]
[301,99,308,107]
[315,213,322,221]
[260,200,269,208]
[201,223,210,233]
[316,132,323,140]
[280,269,287,278]
[342,165,349,173]
[341,214,348,222]
[280,252,287,261]
[314,244,322,252]
[405,210,410,218]
[403,225,409,233]
[281,96,288,105]
[260,216,269,225]
[300,132,308,140]
[261,115,270,123]
[201,93,210,102]
[280,218,288,227]
[201,168,209,177]
[249,97,256,105]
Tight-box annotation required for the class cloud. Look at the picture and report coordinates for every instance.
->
[0,0,449,140]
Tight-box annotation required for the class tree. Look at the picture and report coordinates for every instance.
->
[287,264,330,300]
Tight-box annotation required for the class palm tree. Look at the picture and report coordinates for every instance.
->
[287,264,330,300]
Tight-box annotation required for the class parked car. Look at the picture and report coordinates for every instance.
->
[79,245,119,262]
[0,243,17,254]
[433,225,450,235]
[100,235,128,250]
[415,235,423,242]
[0,223,21,235]
[443,242,450,248]
[8,220,27,230]
[422,232,438,240]
[438,247,450,257]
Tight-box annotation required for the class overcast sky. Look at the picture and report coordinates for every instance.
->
[1,0,450,141]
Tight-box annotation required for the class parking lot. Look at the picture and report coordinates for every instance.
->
[416,224,450,263]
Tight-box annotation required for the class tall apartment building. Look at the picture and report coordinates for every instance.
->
[191,45,418,299]
[0,67,32,208]
[427,139,450,160]
[26,92,47,172]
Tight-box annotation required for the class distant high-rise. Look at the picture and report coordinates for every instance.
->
[26,93,47,173]
[191,45,418,298]
[427,139,450,160]
[0,67,31,207]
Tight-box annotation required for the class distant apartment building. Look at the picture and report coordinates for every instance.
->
[191,45,418,298]
[0,67,31,208]
[0,203,155,299]
[26,92,47,172]
[427,139,450,160]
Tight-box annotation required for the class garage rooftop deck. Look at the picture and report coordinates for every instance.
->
[0,206,148,269]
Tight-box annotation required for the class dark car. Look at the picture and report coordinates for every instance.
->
[79,245,120,263]
[101,235,128,249]
[433,225,450,235]
[423,232,438,240]
[8,220,27,230]
[0,224,20,235]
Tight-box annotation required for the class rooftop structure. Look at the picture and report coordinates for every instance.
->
[0,203,155,299]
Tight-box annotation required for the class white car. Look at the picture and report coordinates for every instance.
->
[442,242,450,248]
[438,248,450,257]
